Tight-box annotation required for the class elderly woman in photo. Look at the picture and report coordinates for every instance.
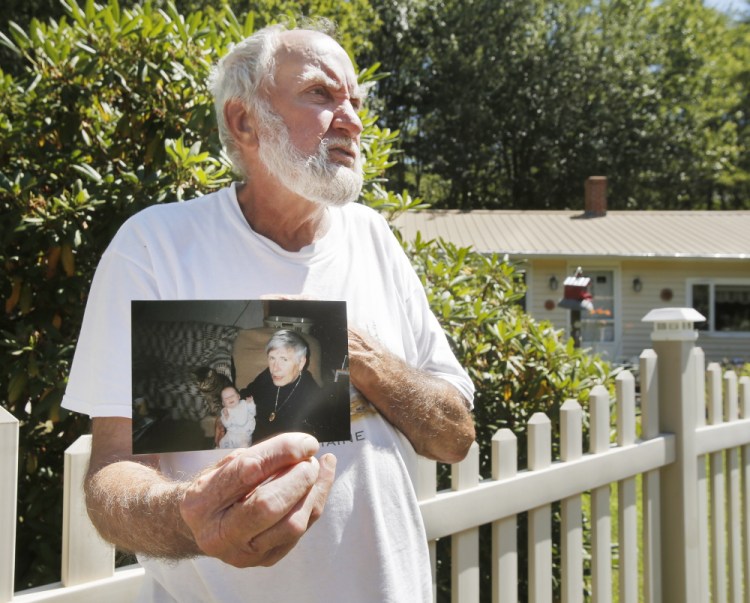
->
[239,329,324,441]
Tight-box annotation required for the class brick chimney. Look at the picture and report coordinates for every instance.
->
[584,176,607,217]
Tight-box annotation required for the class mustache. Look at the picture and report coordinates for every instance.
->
[321,137,359,157]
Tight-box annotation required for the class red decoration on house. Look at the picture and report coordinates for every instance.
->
[558,267,594,312]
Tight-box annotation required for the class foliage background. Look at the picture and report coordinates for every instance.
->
[2,0,744,596]
[364,0,750,210]
[404,236,610,600]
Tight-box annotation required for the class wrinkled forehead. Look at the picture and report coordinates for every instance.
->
[271,30,362,96]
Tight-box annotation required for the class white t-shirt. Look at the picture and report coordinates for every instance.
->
[62,184,474,603]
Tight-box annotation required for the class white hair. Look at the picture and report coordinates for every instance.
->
[208,25,285,178]
[266,329,310,363]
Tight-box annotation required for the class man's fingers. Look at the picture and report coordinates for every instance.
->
[180,433,322,553]
[232,432,319,486]
[232,456,321,534]
[347,326,366,350]
[307,453,336,525]
[254,453,335,537]
[189,457,321,562]
[189,433,320,507]
[179,435,334,567]
[210,456,325,564]
[239,453,337,567]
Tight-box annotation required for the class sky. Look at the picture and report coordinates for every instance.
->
[704,0,749,17]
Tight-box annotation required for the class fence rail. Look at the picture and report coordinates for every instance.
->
[3,314,750,602]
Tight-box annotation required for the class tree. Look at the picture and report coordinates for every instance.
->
[642,0,748,209]
[365,0,750,210]
[724,0,750,206]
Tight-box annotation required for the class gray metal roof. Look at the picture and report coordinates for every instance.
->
[392,210,750,260]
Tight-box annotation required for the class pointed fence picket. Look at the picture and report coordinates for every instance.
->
[639,348,662,603]
[589,384,613,601]
[559,399,583,603]
[491,429,517,603]
[527,413,552,603]
[616,371,638,603]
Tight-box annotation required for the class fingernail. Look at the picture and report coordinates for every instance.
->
[302,435,319,456]
[322,453,337,470]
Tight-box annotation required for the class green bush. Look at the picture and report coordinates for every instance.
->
[407,236,612,467]
[404,235,614,602]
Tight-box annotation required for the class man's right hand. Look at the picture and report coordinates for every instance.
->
[180,433,336,567]
[85,418,336,567]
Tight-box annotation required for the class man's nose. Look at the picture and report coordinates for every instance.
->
[333,101,363,138]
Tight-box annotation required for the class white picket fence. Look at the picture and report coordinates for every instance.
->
[2,311,750,602]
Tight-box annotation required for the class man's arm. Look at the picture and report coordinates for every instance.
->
[347,328,475,464]
[85,417,336,568]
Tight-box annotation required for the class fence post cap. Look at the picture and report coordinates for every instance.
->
[641,307,705,323]
[642,307,705,341]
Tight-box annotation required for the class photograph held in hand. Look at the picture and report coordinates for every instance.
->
[131,299,350,454]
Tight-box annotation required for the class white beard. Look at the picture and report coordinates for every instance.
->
[255,103,364,207]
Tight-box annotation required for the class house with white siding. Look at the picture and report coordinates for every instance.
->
[393,177,750,363]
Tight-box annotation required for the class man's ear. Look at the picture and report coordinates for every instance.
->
[224,99,259,148]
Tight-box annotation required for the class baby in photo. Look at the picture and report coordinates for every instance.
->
[218,385,256,449]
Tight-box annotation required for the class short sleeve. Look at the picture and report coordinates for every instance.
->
[62,239,159,418]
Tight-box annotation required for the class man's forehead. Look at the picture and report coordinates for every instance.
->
[273,30,359,91]
[298,64,362,96]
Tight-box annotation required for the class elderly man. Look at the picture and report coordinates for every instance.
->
[62,22,475,602]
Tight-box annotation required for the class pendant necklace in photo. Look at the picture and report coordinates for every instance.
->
[269,373,303,422]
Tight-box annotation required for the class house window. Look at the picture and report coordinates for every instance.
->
[690,282,750,333]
